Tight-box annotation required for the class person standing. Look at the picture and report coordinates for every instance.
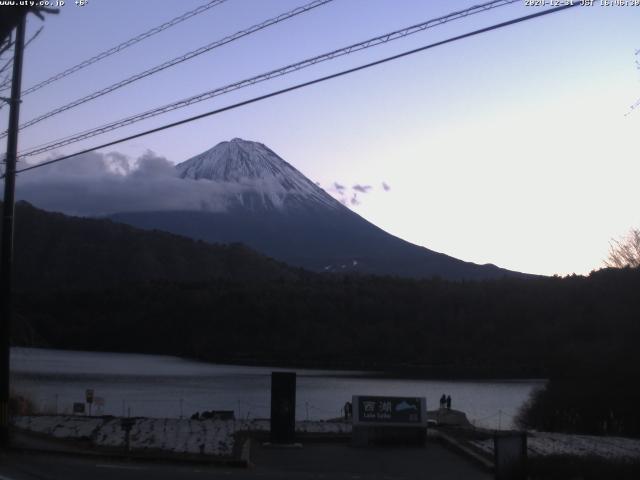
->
[343,401,353,420]
[446,395,452,410]
[440,394,446,409]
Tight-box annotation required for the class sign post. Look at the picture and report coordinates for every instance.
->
[352,395,427,446]
[120,417,136,452]
[85,389,94,416]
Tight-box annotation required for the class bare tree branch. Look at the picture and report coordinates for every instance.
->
[605,228,640,268]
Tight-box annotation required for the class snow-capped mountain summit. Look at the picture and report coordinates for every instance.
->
[112,139,525,280]
[175,138,340,211]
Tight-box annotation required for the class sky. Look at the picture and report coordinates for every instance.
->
[1,0,639,276]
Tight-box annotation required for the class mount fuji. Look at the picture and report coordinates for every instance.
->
[175,138,341,213]
[111,138,522,280]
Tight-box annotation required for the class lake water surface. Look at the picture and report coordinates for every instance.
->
[11,348,544,429]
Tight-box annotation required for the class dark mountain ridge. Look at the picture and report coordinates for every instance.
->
[2,201,297,291]
[112,207,513,280]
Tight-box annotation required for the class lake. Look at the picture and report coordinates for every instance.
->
[10,348,544,429]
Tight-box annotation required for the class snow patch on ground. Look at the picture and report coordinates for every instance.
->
[471,432,640,461]
[12,416,352,457]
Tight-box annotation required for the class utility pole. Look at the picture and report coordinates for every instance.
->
[0,12,26,448]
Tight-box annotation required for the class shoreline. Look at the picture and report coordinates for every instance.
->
[10,346,548,382]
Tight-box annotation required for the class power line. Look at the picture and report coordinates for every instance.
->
[0,39,12,58]
[12,3,578,177]
[0,27,43,100]
[17,0,520,157]
[0,0,229,96]
[14,0,514,149]
[1,0,335,139]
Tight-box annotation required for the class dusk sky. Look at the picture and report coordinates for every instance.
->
[2,0,639,276]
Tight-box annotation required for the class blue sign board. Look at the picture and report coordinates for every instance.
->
[352,395,426,426]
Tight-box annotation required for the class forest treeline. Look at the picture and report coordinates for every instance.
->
[13,267,640,378]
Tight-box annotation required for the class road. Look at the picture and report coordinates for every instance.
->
[0,441,491,480]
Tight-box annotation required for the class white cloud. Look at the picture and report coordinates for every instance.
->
[16,150,248,216]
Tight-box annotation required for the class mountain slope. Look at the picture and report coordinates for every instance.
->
[176,138,339,212]
[111,138,524,280]
[3,201,296,291]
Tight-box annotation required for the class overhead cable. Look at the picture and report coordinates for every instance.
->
[12,3,579,176]
[0,0,229,96]
[17,0,520,156]
[0,27,44,100]
[2,0,335,138]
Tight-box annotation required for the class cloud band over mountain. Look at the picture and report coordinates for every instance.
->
[17,151,251,216]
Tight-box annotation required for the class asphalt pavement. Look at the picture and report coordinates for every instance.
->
[0,440,491,480]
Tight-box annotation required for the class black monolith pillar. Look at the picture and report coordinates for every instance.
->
[270,372,296,444]
[494,431,527,480]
